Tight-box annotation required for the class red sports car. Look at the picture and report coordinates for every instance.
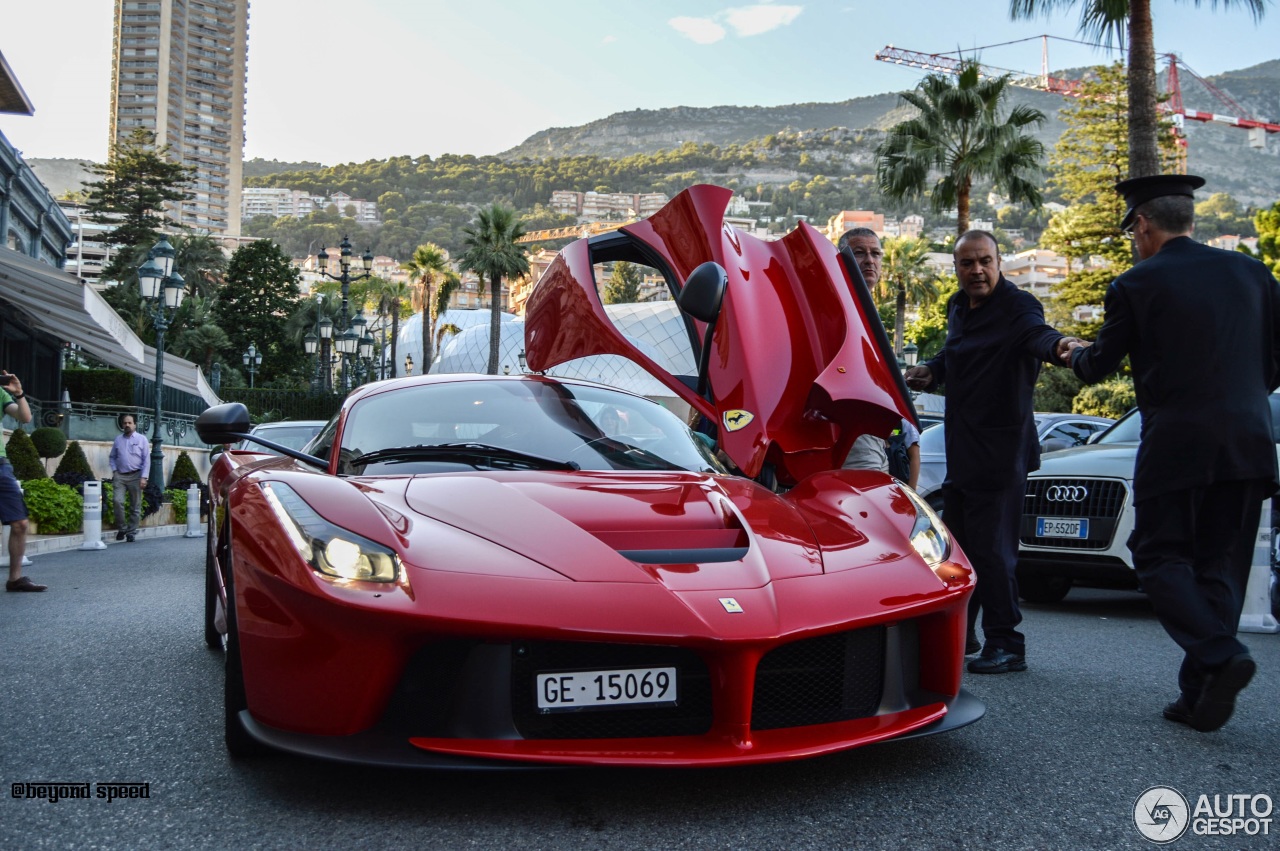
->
[197,185,981,768]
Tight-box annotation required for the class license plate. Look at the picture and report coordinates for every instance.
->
[1036,516,1089,538]
[536,667,677,712]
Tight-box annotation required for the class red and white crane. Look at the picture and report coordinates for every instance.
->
[874,36,1280,161]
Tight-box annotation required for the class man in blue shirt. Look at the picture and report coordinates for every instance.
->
[108,414,150,543]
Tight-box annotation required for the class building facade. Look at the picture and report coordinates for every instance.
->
[110,0,248,238]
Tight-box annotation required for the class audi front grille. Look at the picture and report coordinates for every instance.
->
[1021,478,1128,550]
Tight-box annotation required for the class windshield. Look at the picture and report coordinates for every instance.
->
[1095,409,1141,444]
[336,380,727,475]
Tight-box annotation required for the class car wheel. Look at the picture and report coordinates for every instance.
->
[203,515,222,651]
[1017,570,1072,604]
[223,560,269,758]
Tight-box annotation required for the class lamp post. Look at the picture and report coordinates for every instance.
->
[315,235,373,390]
[903,342,919,369]
[303,296,333,393]
[137,236,186,510]
[242,342,262,388]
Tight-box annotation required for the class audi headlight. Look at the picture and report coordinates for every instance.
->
[901,486,952,567]
[261,482,400,582]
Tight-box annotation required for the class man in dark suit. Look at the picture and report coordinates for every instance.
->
[905,231,1078,674]
[1065,174,1280,732]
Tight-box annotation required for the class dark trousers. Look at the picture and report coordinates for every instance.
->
[1129,478,1268,701]
[943,482,1026,654]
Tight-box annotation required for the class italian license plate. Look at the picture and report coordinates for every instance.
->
[536,667,677,712]
[1036,516,1089,539]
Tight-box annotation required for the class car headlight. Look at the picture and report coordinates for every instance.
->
[901,486,952,567]
[261,482,400,582]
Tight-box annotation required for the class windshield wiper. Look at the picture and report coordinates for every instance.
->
[351,443,580,471]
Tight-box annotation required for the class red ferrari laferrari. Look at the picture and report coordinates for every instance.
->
[197,185,981,768]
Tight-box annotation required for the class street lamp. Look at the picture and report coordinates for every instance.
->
[137,236,186,511]
[241,342,262,389]
[302,296,333,393]
[903,342,919,368]
[315,235,373,389]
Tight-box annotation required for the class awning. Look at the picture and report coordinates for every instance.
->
[0,248,221,406]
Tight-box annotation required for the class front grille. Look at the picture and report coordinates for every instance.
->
[511,641,713,740]
[1021,478,1128,550]
[751,626,885,730]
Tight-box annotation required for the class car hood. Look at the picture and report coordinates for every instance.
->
[523,184,914,485]
[401,471,826,590]
[1033,443,1138,479]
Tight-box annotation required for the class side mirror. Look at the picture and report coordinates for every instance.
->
[678,262,727,398]
[196,402,252,445]
[1040,437,1071,454]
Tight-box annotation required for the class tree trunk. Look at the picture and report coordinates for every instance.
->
[895,283,907,355]
[390,300,399,377]
[956,179,971,236]
[420,281,434,372]
[487,273,502,375]
[1127,0,1160,178]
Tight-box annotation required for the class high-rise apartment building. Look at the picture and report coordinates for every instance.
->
[109,0,248,238]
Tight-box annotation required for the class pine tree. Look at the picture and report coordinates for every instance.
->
[603,262,643,304]
[84,128,194,282]
[215,240,303,386]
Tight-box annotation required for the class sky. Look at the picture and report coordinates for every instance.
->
[3,1,1280,166]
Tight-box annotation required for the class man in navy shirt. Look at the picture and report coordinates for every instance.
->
[906,231,1078,674]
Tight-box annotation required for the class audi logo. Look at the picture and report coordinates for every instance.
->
[1045,485,1088,502]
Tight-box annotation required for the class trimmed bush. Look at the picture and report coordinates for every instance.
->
[62,368,135,406]
[5,428,47,480]
[168,487,188,518]
[21,478,82,534]
[169,451,201,489]
[53,440,97,489]
[31,426,68,462]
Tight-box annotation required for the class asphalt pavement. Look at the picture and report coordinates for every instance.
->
[1,536,1277,850]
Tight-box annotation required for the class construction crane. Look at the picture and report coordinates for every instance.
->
[516,219,637,245]
[874,36,1280,167]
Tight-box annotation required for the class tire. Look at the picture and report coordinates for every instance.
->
[223,559,269,758]
[203,515,223,651]
[1271,507,1280,619]
[1017,570,1072,604]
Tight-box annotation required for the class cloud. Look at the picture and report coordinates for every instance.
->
[669,16,727,44]
[669,5,802,44]
[724,4,803,37]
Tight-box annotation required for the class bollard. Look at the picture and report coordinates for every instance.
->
[185,483,203,538]
[80,480,107,551]
[1240,497,1279,633]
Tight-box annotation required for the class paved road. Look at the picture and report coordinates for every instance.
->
[2,537,1277,850]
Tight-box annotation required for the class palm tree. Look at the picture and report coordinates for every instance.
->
[460,205,529,375]
[878,237,942,355]
[401,243,449,370]
[1009,0,1266,179]
[171,232,227,299]
[376,278,413,378]
[876,61,1046,235]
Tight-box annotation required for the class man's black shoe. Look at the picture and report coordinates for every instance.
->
[116,530,126,541]
[1163,696,1193,725]
[967,648,1027,674]
[1190,653,1255,732]
[126,534,136,543]
[965,635,981,656]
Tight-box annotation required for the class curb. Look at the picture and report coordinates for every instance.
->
[23,525,202,558]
